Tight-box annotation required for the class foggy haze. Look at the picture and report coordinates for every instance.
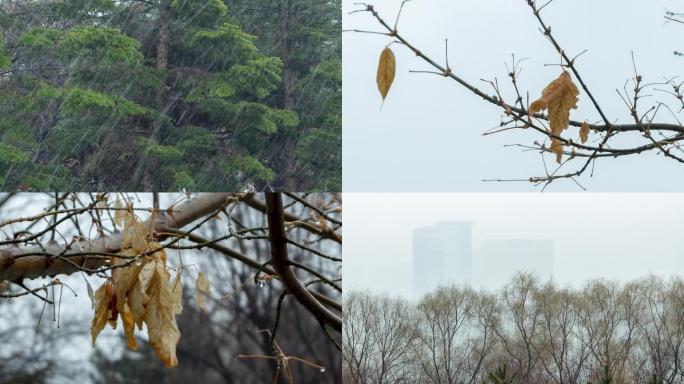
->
[343,193,684,297]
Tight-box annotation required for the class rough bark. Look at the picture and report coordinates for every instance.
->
[155,0,170,112]
[131,0,171,189]
[272,0,301,190]
[277,0,295,110]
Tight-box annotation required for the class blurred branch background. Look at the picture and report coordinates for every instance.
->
[0,192,341,384]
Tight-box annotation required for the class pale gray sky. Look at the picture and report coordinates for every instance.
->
[343,0,684,191]
[343,193,684,296]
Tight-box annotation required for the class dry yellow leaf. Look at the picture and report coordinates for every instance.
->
[121,303,138,350]
[144,259,181,368]
[529,71,580,163]
[122,212,147,253]
[376,47,396,101]
[107,314,119,329]
[528,99,545,116]
[111,249,144,314]
[171,270,183,315]
[129,249,162,329]
[195,272,210,314]
[127,278,148,330]
[91,282,114,347]
[580,122,590,144]
[91,239,181,366]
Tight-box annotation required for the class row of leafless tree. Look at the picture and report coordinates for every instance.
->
[344,274,684,384]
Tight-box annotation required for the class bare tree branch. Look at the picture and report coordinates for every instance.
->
[265,193,342,333]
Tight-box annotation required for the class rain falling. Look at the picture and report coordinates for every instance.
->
[0,0,341,192]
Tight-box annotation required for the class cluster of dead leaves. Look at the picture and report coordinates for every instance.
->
[528,71,589,163]
[91,205,210,368]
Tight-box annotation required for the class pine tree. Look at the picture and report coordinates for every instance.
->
[0,0,339,191]
[228,0,342,190]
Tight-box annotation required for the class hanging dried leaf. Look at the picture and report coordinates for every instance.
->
[127,277,148,330]
[121,303,138,350]
[91,282,114,347]
[122,211,147,253]
[171,269,183,315]
[128,250,159,330]
[144,258,181,368]
[90,237,182,367]
[107,296,119,329]
[580,121,590,144]
[376,47,396,101]
[195,272,210,314]
[111,248,145,314]
[528,71,580,163]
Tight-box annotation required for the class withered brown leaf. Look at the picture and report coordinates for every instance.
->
[529,71,580,163]
[376,47,396,102]
[91,282,114,347]
[111,248,144,315]
[171,269,183,315]
[144,257,181,368]
[195,272,210,314]
[121,303,138,350]
[122,211,147,253]
[580,121,590,144]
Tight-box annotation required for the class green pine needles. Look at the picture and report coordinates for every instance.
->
[0,0,340,191]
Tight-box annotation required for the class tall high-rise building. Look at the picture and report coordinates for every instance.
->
[478,239,554,288]
[412,222,473,298]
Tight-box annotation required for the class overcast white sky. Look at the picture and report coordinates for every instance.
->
[343,0,684,191]
[343,193,684,296]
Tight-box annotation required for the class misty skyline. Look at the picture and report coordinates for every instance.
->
[412,222,473,297]
[343,193,684,297]
[411,222,555,297]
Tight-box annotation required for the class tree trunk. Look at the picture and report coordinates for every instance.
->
[130,0,170,189]
[272,0,301,190]
[278,0,295,110]
[155,0,170,113]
